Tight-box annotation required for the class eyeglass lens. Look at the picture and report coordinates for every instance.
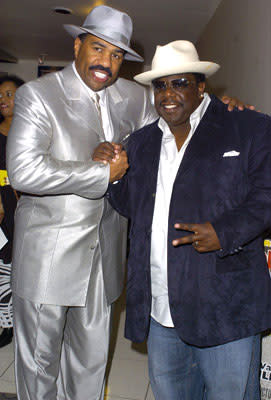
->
[152,78,192,91]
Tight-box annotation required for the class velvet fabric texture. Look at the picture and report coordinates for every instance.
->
[108,95,271,347]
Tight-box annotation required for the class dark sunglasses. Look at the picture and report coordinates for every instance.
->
[152,78,195,92]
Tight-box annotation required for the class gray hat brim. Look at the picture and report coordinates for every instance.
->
[64,24,143,62]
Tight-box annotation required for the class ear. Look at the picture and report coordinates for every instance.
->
[74,37,82,60]
[198,81,206,96]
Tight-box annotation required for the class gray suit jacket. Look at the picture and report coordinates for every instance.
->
[7,64,156,306]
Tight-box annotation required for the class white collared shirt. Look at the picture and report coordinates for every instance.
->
[72,62,114,141]
[150,93,211,327]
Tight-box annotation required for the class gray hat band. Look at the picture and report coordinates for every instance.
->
[83,25,130,46]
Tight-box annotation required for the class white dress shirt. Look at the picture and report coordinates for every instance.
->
[72,62,114,141]
[150,93,211,327]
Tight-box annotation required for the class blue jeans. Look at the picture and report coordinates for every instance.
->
[147,318,260,400]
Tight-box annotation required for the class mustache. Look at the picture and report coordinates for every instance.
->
[89,65,112,78]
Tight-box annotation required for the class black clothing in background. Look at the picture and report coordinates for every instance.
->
[0,132,17,263]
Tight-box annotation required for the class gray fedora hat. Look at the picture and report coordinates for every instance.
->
[64,5,143,62]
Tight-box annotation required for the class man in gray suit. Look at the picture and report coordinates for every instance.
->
[6,5,156,400]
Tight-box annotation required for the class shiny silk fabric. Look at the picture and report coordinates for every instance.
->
[6,63,157,307]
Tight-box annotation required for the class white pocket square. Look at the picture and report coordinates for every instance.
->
[223,150,240,157]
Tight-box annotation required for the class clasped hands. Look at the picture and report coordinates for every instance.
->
[92,141,128,182]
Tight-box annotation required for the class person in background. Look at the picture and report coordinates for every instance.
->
[0,75,24,348]
[97,41,271,399]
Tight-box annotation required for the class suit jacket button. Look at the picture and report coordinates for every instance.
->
[152,193,155,198]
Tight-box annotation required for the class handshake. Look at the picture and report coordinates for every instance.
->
[92,141,129,183]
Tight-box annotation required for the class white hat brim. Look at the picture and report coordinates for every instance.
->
[64,24,143,62]
[134,61,220,85]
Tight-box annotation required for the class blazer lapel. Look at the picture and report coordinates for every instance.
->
[142,122,163,187]
[175,97,224,180]
[60,64,105,142]
[107,84,130,143]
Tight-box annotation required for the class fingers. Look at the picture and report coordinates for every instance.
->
[92,141,120,164]
[220,96,256,112]
[192,240,202,252]
[173,223,200,246]
[221,95,234,111]
[172,233,204,252]
[117,150,128,167]
[111,142,123,152]
[226,97,240,111]
[172,221,221,252]
[172,233,196,247]
[236,102,255,111]
[221,95,230,104]
[245,104,256,111]
[109,150,129,182]
[174,222,197,232]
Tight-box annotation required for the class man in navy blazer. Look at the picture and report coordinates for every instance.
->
[95,41,271,399]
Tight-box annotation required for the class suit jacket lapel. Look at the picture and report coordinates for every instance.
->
[142,122,163,188]
[107,83,129,143]
[60,64,105,142]
[175,97,223,181]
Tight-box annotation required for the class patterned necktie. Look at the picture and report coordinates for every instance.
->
[93,93,105,141]
[94,93,102,118]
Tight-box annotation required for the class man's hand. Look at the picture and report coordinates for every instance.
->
[109,150,129,182]
[172,221,221,252]
[221,96,256,112]
[92,141,122,164]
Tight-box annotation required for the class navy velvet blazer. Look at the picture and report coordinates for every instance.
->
[108,95,271,347]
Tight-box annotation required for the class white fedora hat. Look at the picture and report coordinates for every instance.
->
[64,5,143,62]
[134,40,220,85]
